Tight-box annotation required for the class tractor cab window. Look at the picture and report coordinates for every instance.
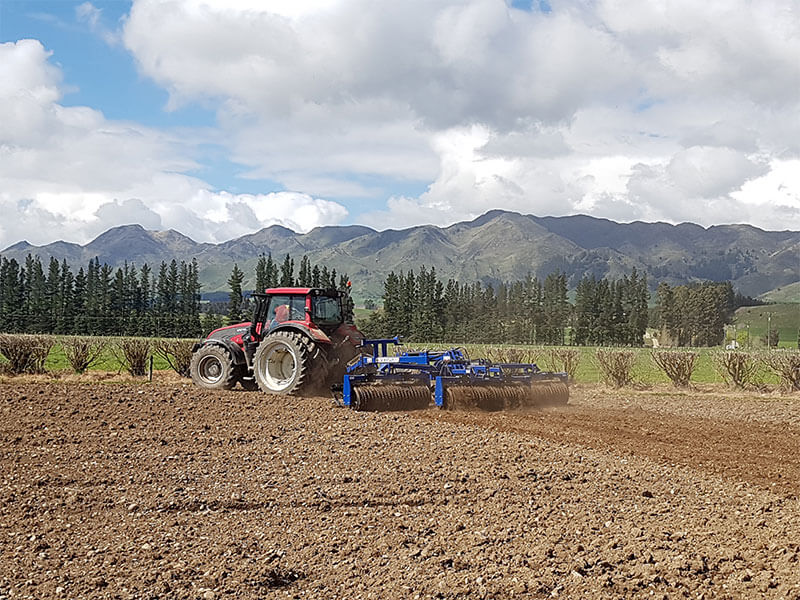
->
[266,295,306,326]
[311,295,342,325]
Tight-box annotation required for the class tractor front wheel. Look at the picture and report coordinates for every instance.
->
[190,345,237,390]
[253,331,314,395]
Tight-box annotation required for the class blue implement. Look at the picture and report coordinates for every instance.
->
[337,338,568,411]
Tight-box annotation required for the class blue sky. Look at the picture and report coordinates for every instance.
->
[0,0,798,248]
[3,1,156,121]
[2,0,267,192]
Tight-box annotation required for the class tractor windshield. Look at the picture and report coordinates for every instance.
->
[311,295,342,326]
[266,295,306,324]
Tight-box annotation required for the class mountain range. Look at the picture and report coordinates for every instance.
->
[2,210,798,303]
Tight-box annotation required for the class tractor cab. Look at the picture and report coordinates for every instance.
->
[249,287,352,342]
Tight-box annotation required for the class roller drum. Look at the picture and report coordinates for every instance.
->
[444,381,569,410]
[444,384,530,411]
[526,380,569,407]
[351,385,431,411]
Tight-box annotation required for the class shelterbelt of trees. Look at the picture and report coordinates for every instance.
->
[0,253,759,347]
[357,268,755,347]
[0,256,204,338]
[0,253,350,338]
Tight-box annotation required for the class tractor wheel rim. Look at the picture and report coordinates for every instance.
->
[262,345,296,391]
[198,355,223,384]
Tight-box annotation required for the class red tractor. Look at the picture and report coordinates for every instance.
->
[190,286,365,394]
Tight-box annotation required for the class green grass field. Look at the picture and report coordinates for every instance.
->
[732,303,800,348]
[41,342,175,372]
[0,338,179,374]
[759,282,800,304]
[402,343,783,386]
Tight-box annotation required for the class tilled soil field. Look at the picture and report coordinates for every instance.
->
[1,381,799,599]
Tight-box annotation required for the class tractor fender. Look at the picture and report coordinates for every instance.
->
[197,338,247,366]
[333,323,365,346]
[269,323,332,345]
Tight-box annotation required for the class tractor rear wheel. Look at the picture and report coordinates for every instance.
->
[253,331,315,395]
[190,345,237,390]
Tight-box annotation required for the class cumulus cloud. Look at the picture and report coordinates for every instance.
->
[178,190,349,241]
[116,0,800,233]
[3,0,800,250]
[0,39,348,248]
[123,0,638,128]
[94,198,163,230]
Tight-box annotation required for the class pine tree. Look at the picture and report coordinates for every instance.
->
[137,264,152,336]
[311,264,321,288]
[656,282,676,345]
[523,275,543,344]
[298,255,311,286]
[155,262,170,335]
[432,277,445,342]
[595,279,613,345]
[0,258,24,332]
[382,271,402,336]
[59,259,75,334]
[338,274,355,323]
[412,266,428,339]
[23,255,47,333]
[478,284,500,343]
[227,263,245,323]
[255,255,268,292]
[73,267,87,334]
[573,275,595,346]
[279,254,294,286]
[442,279,461,342]
[265,254,278,288]
[111,265,127,335]
[611,280,625,344]
[84,258,99,334]
[400,270,416,339]
[168,259,179,332]
[629,270,649,346]
[542,272,568,345]
[98,263,113,335]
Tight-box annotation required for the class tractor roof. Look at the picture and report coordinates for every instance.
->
[264,287,313,295]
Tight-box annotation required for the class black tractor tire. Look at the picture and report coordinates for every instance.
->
[190,345,237,390]
[253,331,317,395]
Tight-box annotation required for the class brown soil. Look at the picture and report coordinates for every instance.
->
[1,381,799,599]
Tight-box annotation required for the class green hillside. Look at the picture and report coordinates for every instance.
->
[760,282,800,304]
[732,304,800,348]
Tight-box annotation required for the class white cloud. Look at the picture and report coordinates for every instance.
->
[75,2,101,29]
[0,39,348,249]
[117,0,799,233]
[182,189,349,241]
[95,198,163,230]
[75,2,122,46]
[3,0,800,252]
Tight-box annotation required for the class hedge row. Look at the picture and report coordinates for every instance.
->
[0,334,194,378]
[1,334,798,392]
